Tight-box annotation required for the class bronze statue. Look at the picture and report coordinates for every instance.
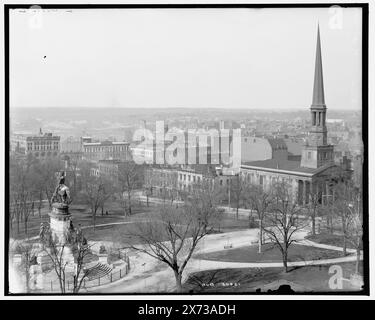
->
[51,171,72,205]
[39,222,50,242]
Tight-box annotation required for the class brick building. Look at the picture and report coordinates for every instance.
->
[26,129,60,158]
[82,139,131,162]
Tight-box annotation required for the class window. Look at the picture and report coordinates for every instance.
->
[259,175,264,185]
[308,152,311,160]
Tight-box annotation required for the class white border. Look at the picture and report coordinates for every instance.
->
[0,0,373,301]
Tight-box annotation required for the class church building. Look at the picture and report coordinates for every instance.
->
[240,26,351,205]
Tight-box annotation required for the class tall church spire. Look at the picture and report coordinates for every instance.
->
[301,24,334,169]
[312,24,325,106]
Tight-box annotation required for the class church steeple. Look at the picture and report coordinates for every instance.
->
[309,24,328,147]
[301,25,334,169]
[312,24,325,107]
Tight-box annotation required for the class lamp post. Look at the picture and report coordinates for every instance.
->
[142,262,147,291]
[228,178,231,211]
[255,218,262,253]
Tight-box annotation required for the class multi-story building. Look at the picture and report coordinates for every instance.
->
[177,165,216,193]
[60,136,82,153]
[60,136,83,166]
[145,166,179,199]
[82,140,131,162]
[10,133,28,154]
[26,129,60,158]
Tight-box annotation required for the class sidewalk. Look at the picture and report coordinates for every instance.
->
[90,229,362,293]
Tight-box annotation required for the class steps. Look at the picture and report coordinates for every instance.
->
[86,263,112,281]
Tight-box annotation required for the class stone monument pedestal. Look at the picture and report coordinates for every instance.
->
[37,251,54,272]
[49,203,72,244]
[48,202,75,269]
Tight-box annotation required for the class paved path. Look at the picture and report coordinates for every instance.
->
[89,229,362,293]
[297,239,358,254]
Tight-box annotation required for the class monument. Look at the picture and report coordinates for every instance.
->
[49,171,73,244]
[38,171,75,268]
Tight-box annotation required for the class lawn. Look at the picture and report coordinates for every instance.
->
[82,223,142,245]
[184,261,364,293]
[306,233,362,250]
[10,201,253,241]
[214,214,253,232]
[9,201,154,240]
[194,243,344,263]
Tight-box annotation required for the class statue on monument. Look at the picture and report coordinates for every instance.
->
[51,171,72,205]
[39,222,51,242]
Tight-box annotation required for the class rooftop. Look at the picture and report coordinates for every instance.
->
[83,141,129,146]
[241,158,334,175]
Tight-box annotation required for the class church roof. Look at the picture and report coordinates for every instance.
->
[312,24,326,107]
[241,158,338,176]
[243,159,300,171]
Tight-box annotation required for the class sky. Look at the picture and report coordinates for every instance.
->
[9,7,362,110]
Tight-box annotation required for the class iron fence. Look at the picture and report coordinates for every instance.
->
[48,258,131,293]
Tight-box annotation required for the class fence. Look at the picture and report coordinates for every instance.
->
[48,258,131,293]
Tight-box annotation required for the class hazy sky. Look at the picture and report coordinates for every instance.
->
[9,7,362,110]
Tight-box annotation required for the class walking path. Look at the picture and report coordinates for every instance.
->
[15,198,362,293]
[89,229,362,293]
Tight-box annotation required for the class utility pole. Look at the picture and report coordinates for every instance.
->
[228,178,231,211]
[256,219,262,253]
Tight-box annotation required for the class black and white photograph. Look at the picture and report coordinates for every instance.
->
[2,1,372,300]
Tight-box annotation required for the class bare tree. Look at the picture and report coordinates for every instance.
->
[80,163,108,231]
[9,158,35,236]
[99,177,114,216]
[117,161,142,217]
[70,229,92,293]
[229,174,247,219]
[34,158,63,209]
[331,180,353,256]
[41,234,69,293]
[262,182,306,272]
[67,154,82,198]
[13,241,38,292]
[126,181,223,292]
[40,226,92,293]
[332,180,363,262]
[144,167,153,207]
[246,184,273,252]
[304,180,324,236]
[346,185,363,275]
